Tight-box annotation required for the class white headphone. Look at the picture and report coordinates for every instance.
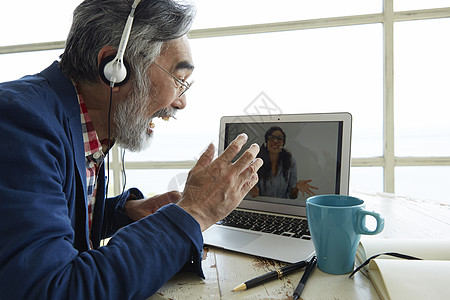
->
[99,0,142,87]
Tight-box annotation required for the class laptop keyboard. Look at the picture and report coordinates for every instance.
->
[217,209,311,239]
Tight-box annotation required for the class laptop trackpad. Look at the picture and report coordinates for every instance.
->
[203,226,261,249]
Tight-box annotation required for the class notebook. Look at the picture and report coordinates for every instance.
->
[203,112,352,263]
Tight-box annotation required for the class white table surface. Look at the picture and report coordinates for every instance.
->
[149,191,450,300]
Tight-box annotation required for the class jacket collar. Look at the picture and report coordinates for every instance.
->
[40,61,87,199]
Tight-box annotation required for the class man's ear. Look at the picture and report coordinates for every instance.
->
[97,46,129,91]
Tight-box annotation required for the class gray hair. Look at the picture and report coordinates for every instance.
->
[59,0,196,84]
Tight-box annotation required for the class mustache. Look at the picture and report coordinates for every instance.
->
[152,107,178,120]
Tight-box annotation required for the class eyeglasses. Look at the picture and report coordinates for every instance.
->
[268,135,284,142]
[153,62,194,97]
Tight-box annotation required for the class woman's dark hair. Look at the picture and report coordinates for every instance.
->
[257,126,292,181]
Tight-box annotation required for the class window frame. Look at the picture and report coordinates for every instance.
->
[1,0,450,195]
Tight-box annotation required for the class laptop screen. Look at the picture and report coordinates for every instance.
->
[219,113,352,216]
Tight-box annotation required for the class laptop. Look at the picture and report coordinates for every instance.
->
[203,112,352,263]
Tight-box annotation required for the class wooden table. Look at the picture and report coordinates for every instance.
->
[149,191,450,300]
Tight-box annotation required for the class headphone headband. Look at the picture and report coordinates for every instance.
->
[99,0,142,87]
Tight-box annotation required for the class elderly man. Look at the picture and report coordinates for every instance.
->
[0,0,262,299]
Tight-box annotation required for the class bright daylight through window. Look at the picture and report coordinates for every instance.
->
[0,0,449,204]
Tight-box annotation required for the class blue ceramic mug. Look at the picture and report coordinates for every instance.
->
[306,195,385,275]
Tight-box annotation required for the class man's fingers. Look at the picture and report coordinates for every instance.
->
[240,157,263,179]
[241,173,260,195]
[233,143,260,171]
[220,133,248,163]
[237,157,263,195]
[195,143,215,169]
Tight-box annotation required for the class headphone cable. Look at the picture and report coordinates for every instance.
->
[105,86,113,199]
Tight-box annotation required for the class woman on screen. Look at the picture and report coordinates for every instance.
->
[249,126,318,199]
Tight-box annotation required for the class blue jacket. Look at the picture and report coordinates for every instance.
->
[0,62,203,299]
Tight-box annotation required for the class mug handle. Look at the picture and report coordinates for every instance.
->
[356,209,385,235]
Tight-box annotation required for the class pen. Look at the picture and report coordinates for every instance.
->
[293,256,317,300]
[232,260,308,292]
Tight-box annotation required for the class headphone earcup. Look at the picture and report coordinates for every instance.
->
[99,54,131,86]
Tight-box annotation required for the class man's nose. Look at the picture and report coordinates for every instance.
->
[171,94,186,110]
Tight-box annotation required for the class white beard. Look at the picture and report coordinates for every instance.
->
[113,90,176,152]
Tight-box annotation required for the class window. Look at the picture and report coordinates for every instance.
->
[0,0,79,46]
[192,0,380,29]
[1,1,449,203]
[0,51,62,82]
[395,18,450,157]
[395,0,450,11]
[126,24,383,162]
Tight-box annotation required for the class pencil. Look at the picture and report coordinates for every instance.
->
[232,260,308,292]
